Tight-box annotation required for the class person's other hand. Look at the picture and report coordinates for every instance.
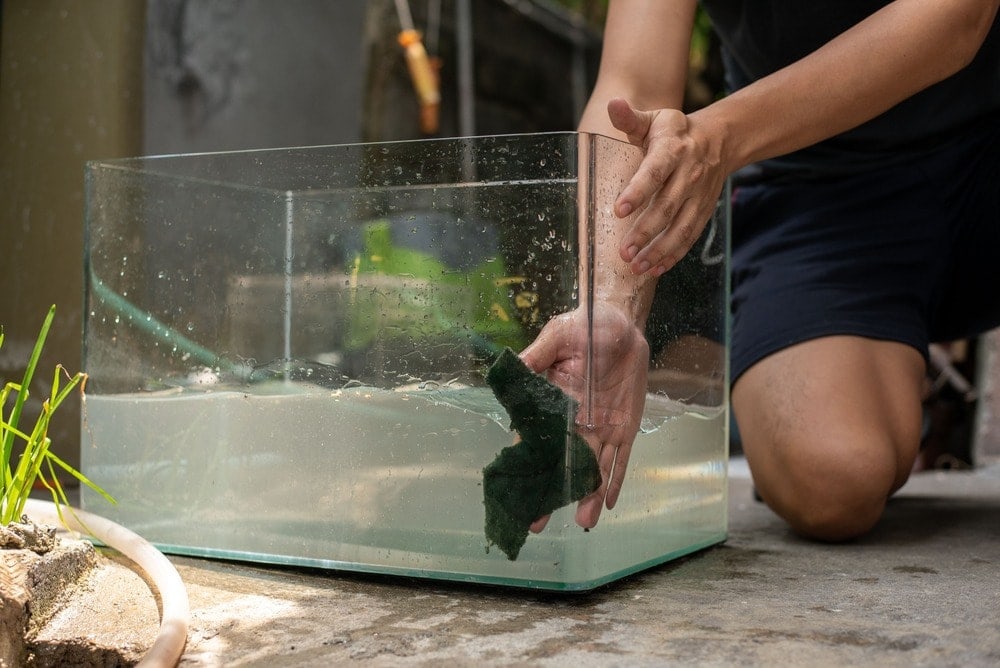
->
[519,302,649,530]
[608,97,727,276]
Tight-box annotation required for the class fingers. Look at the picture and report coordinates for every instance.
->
[604,444,632,510]
[611,104,688,219]
[567,437,612,530]
[574,440,628,528]
[623,196,714,275]
[533,441,629,532]
[575,491,604,529]
[615,139,708,273]
[529,514,550,534]
[611,110,678,222]
[606,99,721,276]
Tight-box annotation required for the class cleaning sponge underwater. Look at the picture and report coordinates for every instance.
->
[483,348,601,560]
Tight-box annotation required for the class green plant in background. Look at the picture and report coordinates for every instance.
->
[1,305,115,526]
[344,219,527,356]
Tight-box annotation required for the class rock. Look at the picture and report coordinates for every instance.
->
[1,519,161,667]
[1,537,97,667]
[0,517,58,554]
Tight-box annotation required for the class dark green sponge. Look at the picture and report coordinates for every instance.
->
[483,347,601,560]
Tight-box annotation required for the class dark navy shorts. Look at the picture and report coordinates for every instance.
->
[730,115,1000,383]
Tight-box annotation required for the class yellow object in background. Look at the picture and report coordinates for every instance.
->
[398,28,441,134]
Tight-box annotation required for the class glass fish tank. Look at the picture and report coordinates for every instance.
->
[82,132,729,591]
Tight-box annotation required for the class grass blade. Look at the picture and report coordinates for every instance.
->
[48,451,117,506]
[1,305,116,528]
[1,305,54,478]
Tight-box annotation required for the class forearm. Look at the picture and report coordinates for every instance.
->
[580,0,694,137]
[698,0,1000,175]
[580,0,697,327]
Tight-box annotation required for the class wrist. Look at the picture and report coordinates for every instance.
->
[593,279,656,332]
[688,99,746,176]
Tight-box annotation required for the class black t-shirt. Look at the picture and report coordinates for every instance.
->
[698,0,1000,181]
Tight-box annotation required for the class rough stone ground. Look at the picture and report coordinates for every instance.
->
[1,536,155,667]
[8,460,1000,666]
[29,552,159,666]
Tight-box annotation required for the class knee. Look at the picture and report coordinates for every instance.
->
[751,440,909,542]
[774,479,888,542]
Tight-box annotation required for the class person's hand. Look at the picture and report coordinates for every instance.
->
[519,302,649,530]
[607,97,727,276]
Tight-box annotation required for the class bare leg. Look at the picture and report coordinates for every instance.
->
[732,335,925,541]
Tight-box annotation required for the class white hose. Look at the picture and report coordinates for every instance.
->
[24,499,189,667]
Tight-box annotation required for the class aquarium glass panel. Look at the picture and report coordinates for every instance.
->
[82,133,729,591]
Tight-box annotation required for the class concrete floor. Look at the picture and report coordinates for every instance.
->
[160,458,1000,666]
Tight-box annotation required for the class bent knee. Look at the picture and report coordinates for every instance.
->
[751,442,909,542]
[778,488,887,542]
[758,472,894,541]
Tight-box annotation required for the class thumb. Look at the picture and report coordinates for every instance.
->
[518,324,559,374]
[607,97,652,147]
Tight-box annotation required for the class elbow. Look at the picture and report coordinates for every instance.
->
[948,3,999,72]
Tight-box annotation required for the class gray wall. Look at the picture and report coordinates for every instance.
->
[0,1,145,472]
[144,0,367,154]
